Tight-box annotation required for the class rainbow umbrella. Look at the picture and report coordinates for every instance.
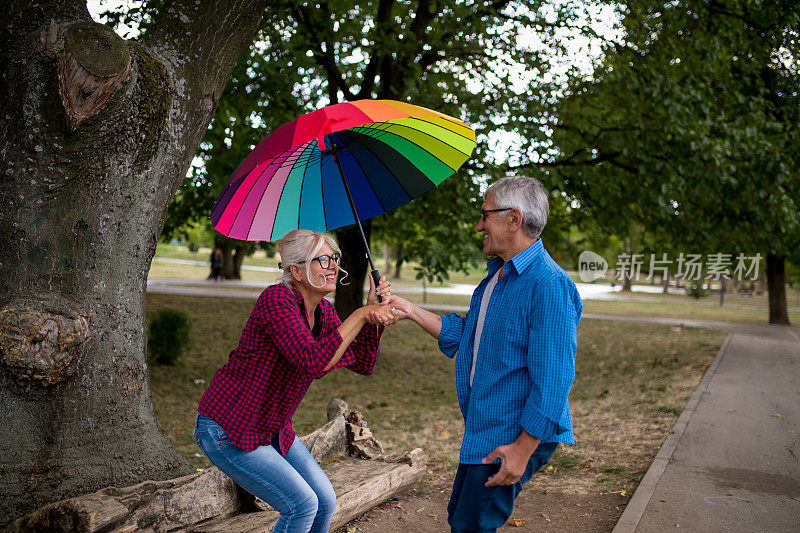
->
[211,99,476,286]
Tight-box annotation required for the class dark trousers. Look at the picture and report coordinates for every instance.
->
[447,442,557,533]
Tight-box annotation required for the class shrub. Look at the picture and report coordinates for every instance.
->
[148,309,191,365]
[684,282,709,299]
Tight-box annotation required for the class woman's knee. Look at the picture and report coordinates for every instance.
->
[316,484,336,514]
[291,490,319,519]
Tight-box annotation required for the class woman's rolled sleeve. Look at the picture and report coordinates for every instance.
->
[342,323,384,375]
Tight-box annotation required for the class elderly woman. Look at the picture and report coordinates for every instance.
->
[194,229,395,533]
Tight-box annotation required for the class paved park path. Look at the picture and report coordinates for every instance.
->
[147,278,800,532]
[611,320,800,533]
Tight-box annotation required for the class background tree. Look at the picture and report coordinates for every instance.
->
[541,0,799,323]
[159,0,603,317]
[0,0,267,519]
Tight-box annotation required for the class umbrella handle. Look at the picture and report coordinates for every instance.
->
[370,269,383,303]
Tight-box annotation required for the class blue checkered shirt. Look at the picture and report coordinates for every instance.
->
[438,239,582,464]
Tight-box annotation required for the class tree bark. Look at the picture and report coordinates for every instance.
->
[393,242,404,279]
[766,253,790,325]
[335,222,373,319]
[383,243,391,274]
[213,238,245,280]
[232,245,247,280]
[0,0,266,520]
[621,267,633,291]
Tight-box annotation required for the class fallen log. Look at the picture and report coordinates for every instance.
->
[7,400,425,532]
[189,449,426,533]
[6,467,241,533]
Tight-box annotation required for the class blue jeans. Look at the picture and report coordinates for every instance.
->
[447,442,558,533]
[193,414,336,533]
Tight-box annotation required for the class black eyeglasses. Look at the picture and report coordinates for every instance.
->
[480,208,512,221]
[278,253,342,270]
[302,253,341,269]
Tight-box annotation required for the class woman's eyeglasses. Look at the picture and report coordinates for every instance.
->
[278,253,342,270]
[304,253,342,269]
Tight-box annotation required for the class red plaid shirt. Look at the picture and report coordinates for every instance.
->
[198,283,383,454]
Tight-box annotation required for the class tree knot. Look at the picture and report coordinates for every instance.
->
[0,303,90,386]
[58,21,132,130]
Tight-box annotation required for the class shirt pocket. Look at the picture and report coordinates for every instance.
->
[496,320,527,372]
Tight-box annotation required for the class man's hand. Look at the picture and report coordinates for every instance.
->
[482,431,541,487]
[383,295,412,320]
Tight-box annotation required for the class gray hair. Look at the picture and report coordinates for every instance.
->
[277,229,347,289]
[485,177,549,239]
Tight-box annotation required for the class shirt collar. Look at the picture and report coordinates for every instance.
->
[486,239,544,276]
[290,283,304,304]
[290,283,325,325]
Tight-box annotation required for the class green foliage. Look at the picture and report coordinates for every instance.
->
[181,220,216,251]
[261,241,277,258]
[148,309,191,365]
[373,176,483,283]
[104,1,607,288]
[684,282,709,300]
[547,0,800,263]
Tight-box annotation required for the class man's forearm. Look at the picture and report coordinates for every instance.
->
[409,304,443,340]
[515,429,541,456]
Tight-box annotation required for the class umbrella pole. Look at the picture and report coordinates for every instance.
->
[331,149,383,302]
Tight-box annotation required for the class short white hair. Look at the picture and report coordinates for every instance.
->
[485,177,549,239]
[277,229,347,288]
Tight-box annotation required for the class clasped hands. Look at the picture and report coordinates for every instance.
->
[363,277,411,327]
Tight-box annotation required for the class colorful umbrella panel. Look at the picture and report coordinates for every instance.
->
[211,100,476,241]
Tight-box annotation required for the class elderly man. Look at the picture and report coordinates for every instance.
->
[388,176,582,532]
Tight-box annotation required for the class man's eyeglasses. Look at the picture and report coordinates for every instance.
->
[480,208,512,221]
[303,253,342,269]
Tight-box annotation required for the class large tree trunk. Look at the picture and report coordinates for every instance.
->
[214,239,243,280]
[766,253,790,325]
[393,242,404,280]
[383,243,391,274]
[335,222,373,319]
[213,237,246,280]
[232,245,247,280]
[0,0,266,520]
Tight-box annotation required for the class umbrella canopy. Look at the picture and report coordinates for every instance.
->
[211,99,476,241]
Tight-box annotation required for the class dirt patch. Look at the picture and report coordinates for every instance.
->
[335,476,626,532]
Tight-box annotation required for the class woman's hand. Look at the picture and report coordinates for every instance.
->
[366,274,392,306]
[363,303,398,326]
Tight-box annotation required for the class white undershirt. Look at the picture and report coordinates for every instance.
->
[470,267,503,387]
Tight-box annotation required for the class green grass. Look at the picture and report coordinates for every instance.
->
[149,258,278,282]
[146,293,725,496]
[156,243,279,268]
